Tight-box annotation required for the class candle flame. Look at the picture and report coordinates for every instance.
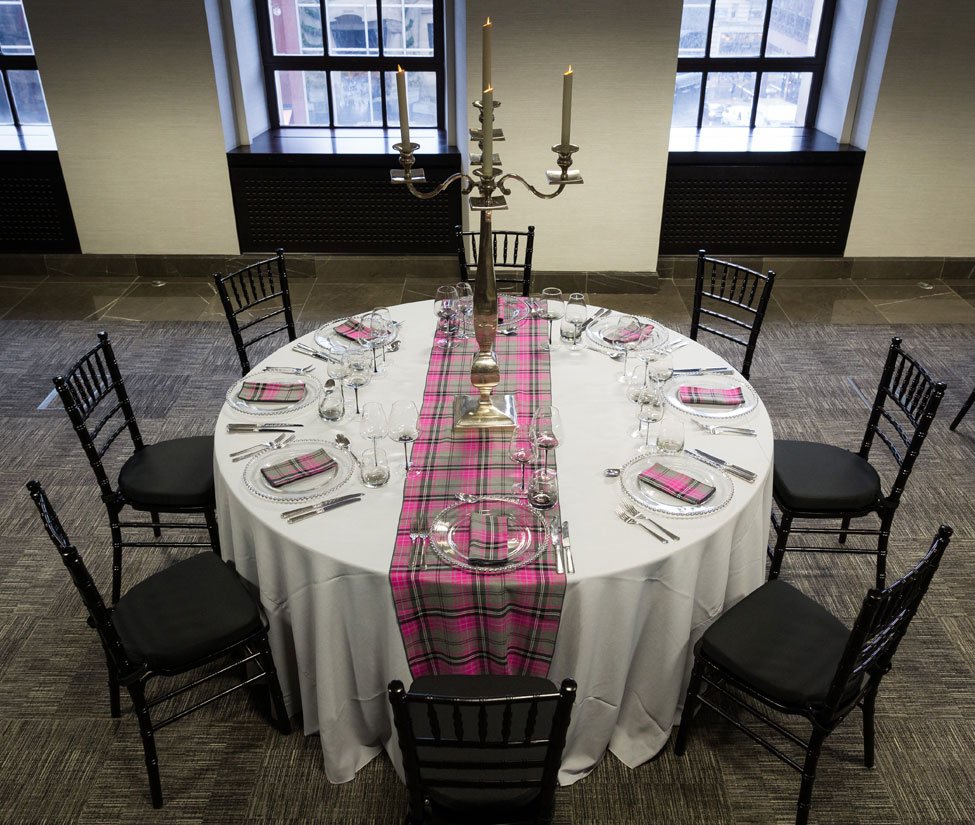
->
[565,66,573,75]
[397,64,404,72]
[484,86,494,94]
[484,17,491,26]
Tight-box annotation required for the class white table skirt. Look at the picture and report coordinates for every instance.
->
[214,300,773,785]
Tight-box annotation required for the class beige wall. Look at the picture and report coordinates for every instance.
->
[27,1,240,255]
[846,0,975,257]
[465,1,682,272]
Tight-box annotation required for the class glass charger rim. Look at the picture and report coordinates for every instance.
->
[313,313,400,352]
[225,374,321,417]
[663,374,759,421]
[585,314,669,352]
[619,452,735,517]
[497,297,531,331]
[427,495,552,574]
[241,438,355,503]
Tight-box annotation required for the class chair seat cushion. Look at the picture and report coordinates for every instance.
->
[700,579,862,708]
[773,440,882,513]
[118,436,215,508]
[113,553,263,670]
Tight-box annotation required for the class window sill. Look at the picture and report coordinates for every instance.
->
[230,127,458,158]
[669,127,863,158]
[0,125,57,152]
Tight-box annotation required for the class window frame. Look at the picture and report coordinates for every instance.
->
[256,0,446,131]
[0,0,45,127]
[675,0,838,130]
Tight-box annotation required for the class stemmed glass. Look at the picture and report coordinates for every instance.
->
[607,314,647,383]
[359,402,388,467]
[539,287,564,350]
[646,350,674,386]
[454,282,474,338]
[388,399,421,477]
[530,404,563,473]
[434,286,459,350]
[635,383,666,451]
[361,307,393,376]
[508,422,539,497]
[562,293,588,350]
[342,346,372,415]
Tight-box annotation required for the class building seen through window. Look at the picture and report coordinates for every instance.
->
[0,0,50,127]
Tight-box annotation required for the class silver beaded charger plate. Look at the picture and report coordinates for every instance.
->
[585,315,668,353]
[225,374,321,416]
[428,496,553,574]
[313,315,399,354]
[663,375,758,421]
[242,439,356,503]
[620,453,734,517]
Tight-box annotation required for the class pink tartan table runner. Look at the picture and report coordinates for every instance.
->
[389,305,566,677]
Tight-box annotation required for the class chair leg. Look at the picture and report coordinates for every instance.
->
[105,653,121,718]
[204,507,221,558]
[875,515,892,590]
[673,658,706,756]
[128,681,163,808]
[150,510,162,539]
[795,728,827,825]
[838,516,851,544]
[109,513,124,604]
[768,513,793,581]
[257,636,290,734]
[949,388,974,430]
[862,685,877,768]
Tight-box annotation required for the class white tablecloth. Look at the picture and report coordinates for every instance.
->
[214,300,773,785]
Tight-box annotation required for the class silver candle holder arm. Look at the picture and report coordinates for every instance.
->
[497,144,583,200]
[390,143,476,199]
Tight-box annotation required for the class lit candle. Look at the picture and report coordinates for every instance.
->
[395,65,410,148]
[561,66,573,150]
[482,18,492,91]
[482,85,494,177]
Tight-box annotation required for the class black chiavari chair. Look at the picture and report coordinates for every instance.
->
[949,387,974,430]
[456,225,535,297]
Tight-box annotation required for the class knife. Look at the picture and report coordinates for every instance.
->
[227,426,295,433]
[554,528,565,574]
[690,449,757,482]
[292,343,341,364]
[672,367,735,375]
[286,496,363,523]
[228,423,304,430]
[578,307,611,334]
[561,520,575,574]
[281,493,363,519]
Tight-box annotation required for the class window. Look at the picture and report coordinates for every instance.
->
[257,0,445,129]
[672,0,836,129]
[0,0,51,127]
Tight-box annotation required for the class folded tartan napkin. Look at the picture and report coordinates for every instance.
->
[603,320,655,344]
[260,449,337,488]
[639,462,715,504]
[678,385,744,406]
[237,381,305,403]
[334,318,370,341]
[468,511,511,566]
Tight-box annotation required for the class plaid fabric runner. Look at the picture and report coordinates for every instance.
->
[237,380,306,403]
[678,385,745,406]
[639,462,716,504]
[604,321,655,344]
[260,448,337,488]
[468,512,510,566]
[389,303,566,677]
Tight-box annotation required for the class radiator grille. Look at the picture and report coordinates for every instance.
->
[0,171,79,252]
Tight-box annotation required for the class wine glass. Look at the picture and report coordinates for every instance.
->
[527,469,559,511]
[359,402,388,467]
[342,346,372,414]
[530,404,563,473]
[360,308,392,376]
[647,350,674,386]
[607,314,646,383]
[508,422,539,496]
[454,282,474,338]
[539,287,564,350]
[434,286,459,349]
[635,385,666,451]
[561,293,588,350]
[388,399,420,476]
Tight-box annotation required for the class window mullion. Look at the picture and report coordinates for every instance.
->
[376,0,387,127]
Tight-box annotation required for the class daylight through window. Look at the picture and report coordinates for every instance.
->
[0,0,50,127]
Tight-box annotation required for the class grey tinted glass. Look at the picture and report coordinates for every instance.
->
[0,1,32,55]
[275,70,330,125]
[8,70,49,124]
[672,73,702,127]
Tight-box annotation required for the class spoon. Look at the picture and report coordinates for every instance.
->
[387,341,401,353]
[333,432,359,463]
[604,468,621,477]
[454,492,480,503]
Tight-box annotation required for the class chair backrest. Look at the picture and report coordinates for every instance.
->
[26,480,139,678]
[824,525,951,712]
[691,250,776,379]
[389,676,576,822]
[861,337,946,506]
[52,331,142,500]
[456,225,535,297]
[213,249,296,376]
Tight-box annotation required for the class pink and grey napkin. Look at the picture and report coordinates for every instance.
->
[678,385,744,406]
[237,381,305,403]
[260,449,337,488]
[468,511,511,566]
[639,462,715,504]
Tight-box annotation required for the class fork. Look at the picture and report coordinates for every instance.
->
[622,503,681,541]
[615,506,668,543]
[409,514,430,570]
[692,420,757,436]
[263,364,315,375]
[230,432,294,462]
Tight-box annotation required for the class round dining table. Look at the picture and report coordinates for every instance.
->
[214,299,774,786]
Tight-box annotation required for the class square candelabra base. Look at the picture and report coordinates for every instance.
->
[452,394,518,432]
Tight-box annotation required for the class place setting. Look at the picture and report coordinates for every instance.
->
[225,373,322,416]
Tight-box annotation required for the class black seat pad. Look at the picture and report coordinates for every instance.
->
[700,579,862,708]
[773,440,881,513]
[118,435,215,508]
[113,553,262,670]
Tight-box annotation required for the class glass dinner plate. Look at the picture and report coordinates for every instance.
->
[585,314,668,352]
[663,374,759,420]
[428,496,554,574]
[497,296,531,333]
[225,374,321,416]
[242,439,356,503]
[313,315,399,354]
[619,452,734,517]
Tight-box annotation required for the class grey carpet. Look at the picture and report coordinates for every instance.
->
[0,319,972,825]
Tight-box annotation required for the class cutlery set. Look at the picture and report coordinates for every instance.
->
[280,493,363,523]
[230,432,295,462]
[293,342,342,363]
[684,448,757,482]
[227,422,304,434]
